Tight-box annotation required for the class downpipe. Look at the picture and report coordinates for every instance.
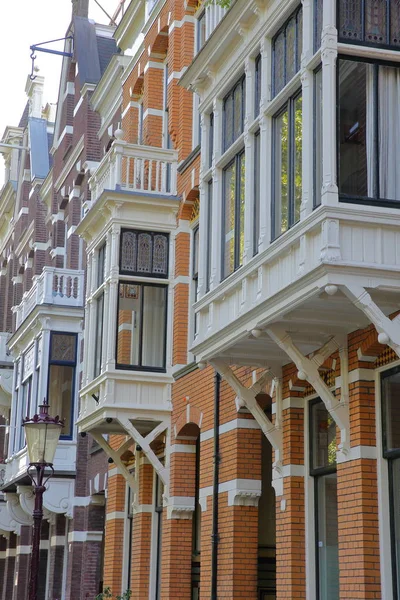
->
[211,371,221,600]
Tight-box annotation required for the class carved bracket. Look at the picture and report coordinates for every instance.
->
[210,359,283,466]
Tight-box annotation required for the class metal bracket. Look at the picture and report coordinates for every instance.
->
[210,359,283,464]
[342,284,400,358]
[30,36,74,80]
[267,325,350,452]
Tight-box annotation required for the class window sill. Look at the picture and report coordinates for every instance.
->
[339,194,400,209]
[115,364,167,374]
[215,133,245,170]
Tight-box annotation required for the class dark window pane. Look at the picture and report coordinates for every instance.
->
[137,233,152,274]
[391,0,400,46]
[94,293,104,378]
[294,95,302,223]
[382,369,400,453]
[233,83,243,141]
[274,31,285,96]
[378,65,400,201]
[98,244,105,287]
[339,60,370,197]
[316,473,339,600]
[314,68,323,206]
[274,109,289,236]
[117,284,142,367]
[311,401,337,471]
[339,0,363,41]
[142,286,166,368]
[255,55,262,116]
[297,8,303,70]
[209,113,214,168]
[254,132,260,256]
[286,17,297,82]
[315,0,323,51]
[120,230,169,277]
[193,227,199,280]
[153,234,168,276]
[51,333,77,363]
[48,365,74,438]
[365,0,387,45]
[206,180,213,292]
[224,95,233,151]
[390,458,400,597]
[198,11,206,50]
[223,163,236,278]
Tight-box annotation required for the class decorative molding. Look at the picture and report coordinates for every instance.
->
[166,496,195,520]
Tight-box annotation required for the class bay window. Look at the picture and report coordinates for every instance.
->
[223,77,245,151]
[48,332,77,440]
[222,152,245,278]
[381,366,400,599]
[272,92,302,239]
[314,67,323,207]
[117,229,169,372]
[338,0,400,49]
[310,399,339,600]
[94,243,106,379]
[339,58,400,205]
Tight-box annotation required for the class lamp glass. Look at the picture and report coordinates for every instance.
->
[24,421,62,464]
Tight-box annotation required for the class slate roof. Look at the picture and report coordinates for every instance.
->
[74,16,117,89]
[18,103,29,129]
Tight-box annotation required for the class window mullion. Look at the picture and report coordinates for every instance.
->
[288,97,295,227]
[139,285,145,367]
[374,64,380,200]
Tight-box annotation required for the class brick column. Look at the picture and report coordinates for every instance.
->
[14,525,31,599]
[104,471,126,594]
[47,514,67,600]
[37,520,50,600]
[0,536,7,594]
[337,375,381,598]
[81,502,105,599]
[274,371,305,600]
[161,442,196,600]
[2,532,16,600]
[131,460,153,599]
[142,62,163,147]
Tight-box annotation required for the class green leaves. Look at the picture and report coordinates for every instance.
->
[95,588,132,600]
[204,0,232,8]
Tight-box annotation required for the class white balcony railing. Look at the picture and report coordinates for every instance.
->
[88,135,178,208]
[203,2,227,44]
[14,267,85,329]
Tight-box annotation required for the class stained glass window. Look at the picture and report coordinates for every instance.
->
[272,6,303,97]
[223,78,245,152]
[50,333,77,364]
[339,0,400,48]
[222,152,245,279]
[120,230,169,278]
[314,0,323,51]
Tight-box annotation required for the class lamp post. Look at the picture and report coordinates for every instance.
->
[23,400,63,600]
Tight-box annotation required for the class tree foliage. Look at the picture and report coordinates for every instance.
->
[204,0,233,8]
[95,588,132,600]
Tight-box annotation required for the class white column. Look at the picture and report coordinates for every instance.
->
[86,250,97,381]
[198,113,208,299]
[37,328,51,407]
[300,0,314,219]
[210,98,222,290]
[82,254,92,386]
[101,232,111,373]
[106,225,120,370]
[259,36,272,252]
[243,57,254,266]
[321,0,339,206]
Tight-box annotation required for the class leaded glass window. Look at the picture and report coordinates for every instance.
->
[50,333,77,364]
[120,229,169,278]
[272,6,303,97]
[314,0,323,51]
[48,331,77,439]
[255,54,262,117]
[223,77,246,152]
[339,0,400,48]
[222,151,245,279]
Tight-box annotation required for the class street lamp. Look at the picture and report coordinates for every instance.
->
[23,400,63,600]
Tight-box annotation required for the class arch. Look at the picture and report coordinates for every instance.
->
[174,404,203,439]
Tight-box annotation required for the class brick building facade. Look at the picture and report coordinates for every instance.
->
[1,0,400,599]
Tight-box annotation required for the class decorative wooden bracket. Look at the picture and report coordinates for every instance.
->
[342,285,400,358]
[266,325,350,452]
[90,432,138,493]
[210,359,283,465]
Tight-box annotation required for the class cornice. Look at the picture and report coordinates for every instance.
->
[91,55,130,112]
[114,0,145,51]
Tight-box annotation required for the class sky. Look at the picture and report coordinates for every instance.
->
[0,0,119,183]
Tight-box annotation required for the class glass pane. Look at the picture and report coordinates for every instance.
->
[94,293,104,377]
[153,234,168,276]
[391,0,400,46]
[117,284,142,367]
[198,12,206,50]
[294,95,302,223]
[391,458,400,598]
[233,83,243,142]
[274,109,289,237]
[382,369,400,452]
[48,365,74,438]
[311,401,337,470]
[314,68,323,206]
[206,180,213,292]
[255,55,262,116]
[274,31,285,96]
[98,244,105,287]
[238,153,245,267]
[339,0,363,41]
[365,0,387,45]
[286,17,297,83]
[137,233,152,274]
[51,333,76,363]
[223,162,236,278]
[339,60,373,198]
[378,65,400,201]
[297,8,303,70]
[142,286,166,368]
[193,227,199,279]
[224,94,233,151]
[317,473,339,600]
[209,113,214,168]
[121,231,137,273]
[315,0,323,51]
[254,132,260,255]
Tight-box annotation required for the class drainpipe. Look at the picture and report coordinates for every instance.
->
[211,371,221,600]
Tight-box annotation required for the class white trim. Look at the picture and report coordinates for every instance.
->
[39,540,49,550]
[16,545,31,554]
[173,275,190,286]
[281,397,305,411]
[168,15,196,34]
[67,531,103,543]
[5,548,16,557]
[199,478,262,511]
[54,135,84,192]
[132,504,153,514]
[67,226,77,239]
[107,467,122,478]
[58,126,74,145]
[33,241,50,252]
[122,101,140,119]
[200,417,260,442]
[166,496,195,519]
[17,207,29,219]
[63,82,75,100]
[143,108,164,119]
[169,444,196,454]
[106,511,126,521]
[50,535,66,546]
[144,61,165,73]
[336,445,377,464]
[168,68,187,84]
[73,95,84,117]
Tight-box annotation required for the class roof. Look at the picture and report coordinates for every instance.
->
[28,118,51,180]
[73,16,117,89]
[18,103,29,129]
